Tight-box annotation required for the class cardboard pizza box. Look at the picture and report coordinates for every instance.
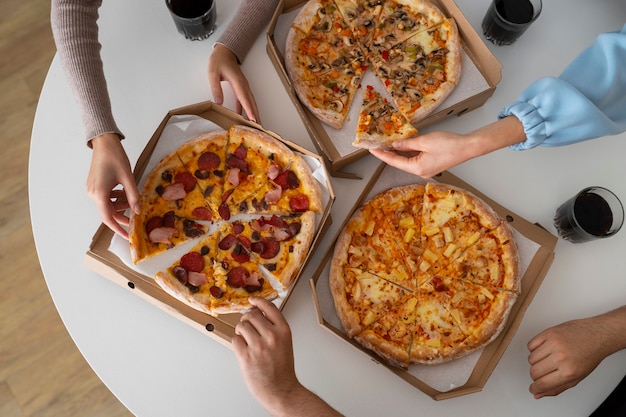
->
[309,166,557,400]
[266,0,502,178]
[85,100,335,348]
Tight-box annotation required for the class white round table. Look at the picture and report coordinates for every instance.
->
[30,0,626,415]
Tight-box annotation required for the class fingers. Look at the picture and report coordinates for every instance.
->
[369,148,424,177]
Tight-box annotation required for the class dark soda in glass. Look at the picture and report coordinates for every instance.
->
[554,188,623,243]
[482,0,539,46]
[166,0,216,41]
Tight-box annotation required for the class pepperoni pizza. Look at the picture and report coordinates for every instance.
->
[129,125,322,315]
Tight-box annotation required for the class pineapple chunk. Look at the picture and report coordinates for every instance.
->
[423,225,440,236]
[363,310,377,326]
[399,216,415,227]
[443,243,457,258]
[425,338,441,348]
[365,220,375,236]
[404,228,416,243]
[480,286,495,300]
[468,231,481,245]
[423,249,439,263]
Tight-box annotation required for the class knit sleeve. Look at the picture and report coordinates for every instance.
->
[215,0,280,63]
[51,0,124,144]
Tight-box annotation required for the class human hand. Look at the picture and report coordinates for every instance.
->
[369,130,475,178]
[208,43,260,123]
[527,318,612,399]
[232,297,298,407]
[86,133,140,239]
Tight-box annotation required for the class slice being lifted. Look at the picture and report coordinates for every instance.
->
[353,85,419,149]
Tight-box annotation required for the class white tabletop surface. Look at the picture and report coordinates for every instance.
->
[30,0,626,416]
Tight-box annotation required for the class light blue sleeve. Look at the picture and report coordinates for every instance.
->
[498,23,626,150]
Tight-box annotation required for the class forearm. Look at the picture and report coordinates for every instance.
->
[215,0,279,62]
[586,305,626,356]
[51,0,123,143]
[264,383,343,417]
[463,115,527,159]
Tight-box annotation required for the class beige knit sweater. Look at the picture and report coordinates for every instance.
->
[51,0,279,143]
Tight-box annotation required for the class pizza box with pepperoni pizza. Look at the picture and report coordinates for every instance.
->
[85,100,335,347]
[266,0,502,178]
[309,165,557,400]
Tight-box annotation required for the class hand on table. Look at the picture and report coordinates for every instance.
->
[86,133,140,239]
[208,43,260,123]
[527,318,612,399]
[232,297,342,416]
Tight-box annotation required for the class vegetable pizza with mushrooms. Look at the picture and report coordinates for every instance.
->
[129,125,322,316]
[285,0,462,147]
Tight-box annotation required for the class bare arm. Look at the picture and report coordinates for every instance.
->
[528,305,626,399]
[232,297,343,417]
[370,115,526,178]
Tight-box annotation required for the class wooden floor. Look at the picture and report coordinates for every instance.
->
[0,1,134,416]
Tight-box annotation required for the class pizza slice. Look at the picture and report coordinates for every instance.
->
[330,264,411,337]
[369,18,462,124]
[129,150,211,263]
[176,130,228,217]
[240,154,323,215]
[211,222,279,312]
[219,125,296,220]
[420,275,517,354]
[371,0,446,48]
[353,85,419,149]
[354,294,419,369]
[229,212,316,290]
[333,197,416,291]
[334,0,384,46]
[416,182,502,279]
[154,232,223,316]
[410,286,470,364]
[439,222,521,293]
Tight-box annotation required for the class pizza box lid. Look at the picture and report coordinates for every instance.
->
[309,166,557,400]
[85,100,335,347]
[266,0,502,178]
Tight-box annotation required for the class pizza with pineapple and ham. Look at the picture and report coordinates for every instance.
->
[330,183,520,368]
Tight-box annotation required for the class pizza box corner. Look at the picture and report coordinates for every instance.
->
[266,0,502,178]
[309,167,557,400]
[85,100,335,347]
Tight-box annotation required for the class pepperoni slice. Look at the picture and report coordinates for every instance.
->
[233,144,247,160]
[289,195,310,212]
[227,266,249,288]
[145,216,163,235]
[218,203,231,220]
[232,222,244,235]
[274,170,300,190]
[162,211,176,228]
[210,286,224,298]
[231,243,250,263]
[263,215,288,229]
[174,171,197,193]
[218,234,237,250]
[191,206,212,221]
[258,237,280,259]
[227,155,249,173]
[180,251,204,273]
[198,151,221,170]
